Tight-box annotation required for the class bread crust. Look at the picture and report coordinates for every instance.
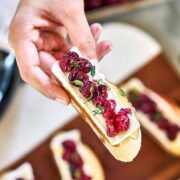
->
[51,62,141,162]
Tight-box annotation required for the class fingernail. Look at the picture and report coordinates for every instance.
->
[55,98,68,105]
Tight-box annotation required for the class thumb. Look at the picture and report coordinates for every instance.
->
[62,11,96,59]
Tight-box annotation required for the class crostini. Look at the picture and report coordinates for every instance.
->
[51,47,141,162]
[122,78,180,156]
[50,129,104,180]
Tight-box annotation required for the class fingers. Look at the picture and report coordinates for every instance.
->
[90,23,102,42]
[90,23,112,60]
[34,31,68,52]
[31,66,70,105]
[96,40,112,60]
[15,40,70,105]
[39,51,56,74]
[62,11,96,59]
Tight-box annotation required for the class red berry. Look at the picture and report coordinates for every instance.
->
[115,108,131,131]
[157,118,169,129]
[82,174,92,180]
[106,120,117,137]
[104,99,116,112]
[64,51,79,60]
[68,70,88,86]
[62,140,76,151]
[92,85,108,107]
[59,56,73,72]
[78,58,93,73]
[79,81,94,98]
[59,51,80,72]
[103,110,116,121]
[166,124,180,140]
[62,149,73,161]
[118,108,132,116]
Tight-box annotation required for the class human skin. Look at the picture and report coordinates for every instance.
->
[8,0,111,105]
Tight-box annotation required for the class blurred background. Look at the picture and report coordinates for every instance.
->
[0,0,180,179]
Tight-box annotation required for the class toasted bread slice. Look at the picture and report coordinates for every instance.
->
[50,129,104,180]
[51,47,141,162]
[122,78,180,156]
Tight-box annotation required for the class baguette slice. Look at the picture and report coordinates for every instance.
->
[51,47,141,162]
[122,78,180,156]
[50,129,104,180]
[0,163,34,180]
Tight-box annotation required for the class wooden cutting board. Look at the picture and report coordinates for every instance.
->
[1,54,180,180]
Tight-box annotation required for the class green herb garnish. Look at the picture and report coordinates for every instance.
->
[91,66,96,77]
[93,106,104,116]
[154,112,162,121]
[119,88,127,97]
[74,170,81,179]
[71,61,78,68]
[98,105,104,111]
[97,80,111,90]
[85,86,94,102]
[93,110,102,116]
[129,90,140,100]
[73,80,84,87]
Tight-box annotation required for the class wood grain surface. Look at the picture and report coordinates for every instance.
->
[1,54,180,180]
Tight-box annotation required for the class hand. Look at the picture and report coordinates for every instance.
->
[8,0,111,105]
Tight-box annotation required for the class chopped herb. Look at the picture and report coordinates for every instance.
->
[129,90,139,100]
[154,112,162,121]
[74,170,81,179]
[71,61,78,68]
[97,80,111,90]
[93,109,103,116]
[119,88,127,97]
[85,86,94,102]
[98,105,104,111]
[91,66,96,77]
[73,80,84,87]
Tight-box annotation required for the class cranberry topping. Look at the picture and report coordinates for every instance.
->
[58,51,79,72]
[104,99,116,112]
[62,140,76,151]
[62,140,92,180]
[115,108,131,131]
[79,81,97,99]
[78,58,93,73]
[63,51,79,60]
[128,89,180,140]
[68,70,88,87]
[59,56,73,72]
[106,120,117,137]
[58,50,131,138]
[103,110,116,121]
[92,85,108,107]
[103,100,116,121]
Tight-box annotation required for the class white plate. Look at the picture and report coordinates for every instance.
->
[99,22,162,83]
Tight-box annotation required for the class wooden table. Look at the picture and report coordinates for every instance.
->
[1,54,180,180]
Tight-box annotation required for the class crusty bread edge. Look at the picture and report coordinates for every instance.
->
[51,62,141,162]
